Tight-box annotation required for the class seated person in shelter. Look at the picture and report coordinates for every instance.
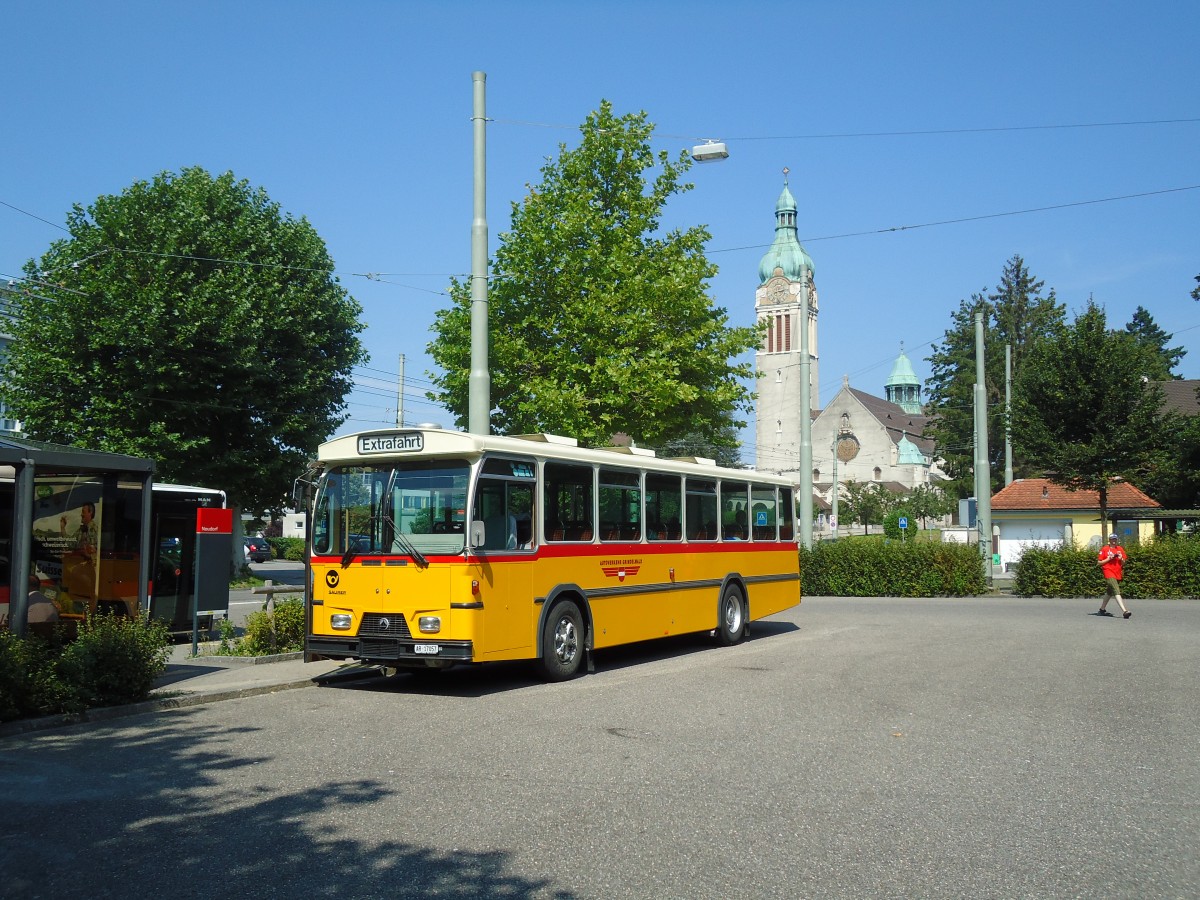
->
[26,575,60,639]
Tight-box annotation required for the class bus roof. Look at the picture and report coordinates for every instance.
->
[318,428,794,486]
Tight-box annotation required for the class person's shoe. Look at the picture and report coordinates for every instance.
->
[1123,611,1132,619]
[1097,609,1114,617]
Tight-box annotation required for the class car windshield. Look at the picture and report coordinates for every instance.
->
[312,461,469,557]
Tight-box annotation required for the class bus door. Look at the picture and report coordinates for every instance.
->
[472,458,536,656]
[150,512,196,628]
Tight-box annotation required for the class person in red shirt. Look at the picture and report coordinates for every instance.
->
[1096,533,1130,619]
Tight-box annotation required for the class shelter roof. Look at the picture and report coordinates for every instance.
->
[991,478,1160,511]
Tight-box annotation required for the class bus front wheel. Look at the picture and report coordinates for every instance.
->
[716,584,747,646]
[539,600,584,681]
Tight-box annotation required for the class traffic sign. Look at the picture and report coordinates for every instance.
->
[898,516,908,530]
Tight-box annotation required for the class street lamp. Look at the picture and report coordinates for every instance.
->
[691,140,729,162]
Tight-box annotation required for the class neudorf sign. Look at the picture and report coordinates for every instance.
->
[358,432,424,454]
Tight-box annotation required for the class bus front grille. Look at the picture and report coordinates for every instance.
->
[358,613,413,639]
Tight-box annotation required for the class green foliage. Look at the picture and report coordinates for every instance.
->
[924,255,1066,498]
[1124,305,1186,380]
[800,540,987,597]
[1139,394,1200,509]
[4,166,366,513]
[219,598,306,656]
[427,101,757,449]
[906,484,955,527]
[267,536,306,561]
[882,507,914,540]
[0,631,57,721]
[1013,535,1200,598]
[53,612,171,713]
[1,613,170,721]
[1012,301,1173,527]
[840,480,892,534]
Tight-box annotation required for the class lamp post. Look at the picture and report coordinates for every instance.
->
[798,272,813,549]
[469,71,490,435]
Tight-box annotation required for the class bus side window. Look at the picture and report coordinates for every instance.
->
[545,462,593,543]
[646,473,681,542]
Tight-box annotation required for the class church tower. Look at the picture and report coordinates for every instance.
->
[754,171,818,474]
[885,344,923,414]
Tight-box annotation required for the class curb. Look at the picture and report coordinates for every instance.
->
[0,662,384,739]
[0,677,321,739]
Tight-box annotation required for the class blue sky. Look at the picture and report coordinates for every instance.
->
[3,1,1197,465]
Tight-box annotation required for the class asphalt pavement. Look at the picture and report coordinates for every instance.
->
[1,595,1197,899]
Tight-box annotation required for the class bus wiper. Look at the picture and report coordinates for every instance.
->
[378,469,427,568]
[390,524,429,569]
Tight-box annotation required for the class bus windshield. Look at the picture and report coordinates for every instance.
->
[313,461,470,557]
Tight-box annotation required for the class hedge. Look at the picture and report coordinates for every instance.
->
[800,540,987,597]
[1013,534,1200,598]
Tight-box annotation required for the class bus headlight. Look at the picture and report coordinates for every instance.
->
[418,616,441,634]
[331,614,352,630]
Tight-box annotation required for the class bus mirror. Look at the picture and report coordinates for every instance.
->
[469,520,486,548]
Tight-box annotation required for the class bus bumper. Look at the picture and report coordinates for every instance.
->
[306,636,474,666]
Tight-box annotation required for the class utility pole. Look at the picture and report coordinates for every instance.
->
[1004,343,1013,486]
[397,353,405,428]
[830,439,839,540]
[973,312,993,579]
[468,71,490,435]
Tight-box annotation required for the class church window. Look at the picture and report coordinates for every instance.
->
[812,468,820,481]
[873,467,882,481]
[775,369,782,384]
[775,420,782,444]
[765,317,773,353]
[784,314,791,351]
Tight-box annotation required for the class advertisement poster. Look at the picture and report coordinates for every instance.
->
[31,480,103,617]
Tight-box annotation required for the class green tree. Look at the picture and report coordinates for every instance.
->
[906,483,954,529]
[841,479,892,535]
[1124,305,1185,379]
[427,101,757,449]
[4,167,366,515]
[925,255,1066,499]
[1012,301,1171,536]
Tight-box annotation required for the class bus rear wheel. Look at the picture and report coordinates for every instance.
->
[539,600,584,681]
[716,584,746,646]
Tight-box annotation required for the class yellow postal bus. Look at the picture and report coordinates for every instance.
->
[306,428,800,679]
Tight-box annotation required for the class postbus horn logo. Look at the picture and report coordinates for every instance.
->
[326,570,340,588]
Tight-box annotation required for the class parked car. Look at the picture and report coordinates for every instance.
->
[244,536,273,563]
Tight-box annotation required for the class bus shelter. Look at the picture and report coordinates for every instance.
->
[0,436,154,638]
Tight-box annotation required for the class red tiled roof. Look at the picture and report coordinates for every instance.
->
[991,478,1161,511]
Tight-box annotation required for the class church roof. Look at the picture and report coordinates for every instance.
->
[757,180,815,284]
[846,388,936,455]
[886,347,921,387]
[896,433,928,465]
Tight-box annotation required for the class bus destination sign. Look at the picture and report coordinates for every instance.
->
[358,432,424,454]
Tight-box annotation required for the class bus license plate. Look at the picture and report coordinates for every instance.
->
[414,644,439,655]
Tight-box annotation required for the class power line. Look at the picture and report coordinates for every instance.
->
[710,184,1200,256]
[490,115,1200,143]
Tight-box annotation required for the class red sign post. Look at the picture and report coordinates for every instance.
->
[192,508,233,654]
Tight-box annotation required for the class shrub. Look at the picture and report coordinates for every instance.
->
[268,537,306,561]
[53,612,171,713]
[882,507,915,541]
[240,598,306,656]
[0,630,55,721]
[1014,533,1200,598]
[800,539,986,597]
